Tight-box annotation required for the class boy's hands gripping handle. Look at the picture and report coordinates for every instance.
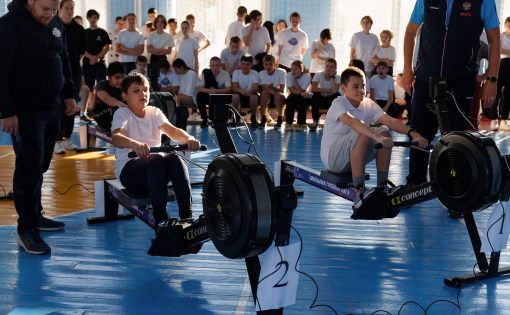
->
[128,144,208,158]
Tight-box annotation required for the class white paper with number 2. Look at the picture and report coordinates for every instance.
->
[256,242,300,311]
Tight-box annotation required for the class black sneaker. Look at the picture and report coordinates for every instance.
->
[274,117,283,129]
[17,229,51,255]
[39,216,65,231]
[309,120,319,131]
[259,116,267,129]
[200,119,209,128]
[250,115,258,128]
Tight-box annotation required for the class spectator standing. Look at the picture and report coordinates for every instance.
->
[147,15,174,65]
[82,9,111,90]
[277,12,309,72]
[0,0,78,255]
[489,17,510,130]
[116,13,144,73]
[402,0,501,187]
[54,0,86,154]
[371,30,396,76]
[310,29,336,77]
[349,16,379,74]
[241,10,271,71]
[106,16,125,65]
[225,6,247,46]
[175,21,199,73]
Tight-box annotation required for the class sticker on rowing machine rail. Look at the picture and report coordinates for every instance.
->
[481,201,510,253]
[256,242,300,311]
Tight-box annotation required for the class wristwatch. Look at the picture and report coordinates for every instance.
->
[486,76,498,83]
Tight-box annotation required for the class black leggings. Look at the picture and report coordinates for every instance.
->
[311,93,339,121]
[120,153,192,222]
[285,94,309,124]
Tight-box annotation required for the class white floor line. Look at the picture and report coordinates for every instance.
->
[235,275,252,314]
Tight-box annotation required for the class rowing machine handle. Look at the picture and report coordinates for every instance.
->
[128,144,208,158]
[374,141,434,150]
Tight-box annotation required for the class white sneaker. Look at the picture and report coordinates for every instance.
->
[62,138,77,150]
[500,120,510,131]
[490,120,499,131]
[54,141,65,154]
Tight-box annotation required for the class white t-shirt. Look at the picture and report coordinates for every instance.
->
[349,31,379,73]
[312,72,341,97]
[117,29,145,63]
[112,106,169,177]
[369,75,394,101]
[175,30,209,47]
[277,28,309,68]
[320,96,385,168]
[178,70,200,101]
[259,68,287,88]
[107,30,121,64]
[158,69,180,88]
[232,69,259,90]
[147,31,175,51]
[501,32,510,59]
[225,20,245,45]
[176,37,199,70]
[220,47,244,75]
[373,45,396,63]
[241,26,271,56]
[199,69,232,88]
[286,72,311,95]
[394,83,405,100]
[309,40,336,73]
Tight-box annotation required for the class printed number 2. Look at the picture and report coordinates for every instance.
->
[273,261,289,288]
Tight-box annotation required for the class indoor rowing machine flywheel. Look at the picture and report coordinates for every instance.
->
[202,153,275,259]
[429,131,502,213]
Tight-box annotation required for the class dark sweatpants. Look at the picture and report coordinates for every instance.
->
[11,107,60,233]
[285,94,309,125]
[120,153,192,223]
[408,77,476,185]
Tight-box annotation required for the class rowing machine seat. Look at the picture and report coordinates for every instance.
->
[319,170,370,188]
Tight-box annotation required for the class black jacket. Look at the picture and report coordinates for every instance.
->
[415,0,484,81]
[0,0,75,118]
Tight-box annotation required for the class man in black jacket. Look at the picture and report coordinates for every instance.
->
[0,0,78,255]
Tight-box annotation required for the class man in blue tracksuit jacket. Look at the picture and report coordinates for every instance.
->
[0,0,78,255]
[402,0,501,186]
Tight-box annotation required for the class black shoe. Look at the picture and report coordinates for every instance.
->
[200,119,209,128]
[250,115,258,128]
[274,117,283,129]
[259,116,267,129]
[39,216,65,231]
[17,229,51,255]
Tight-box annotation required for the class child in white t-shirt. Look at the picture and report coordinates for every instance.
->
[111,73,201,225]
[172,58,200,129]
[310,58,341,131]
[157,59,180,93]
[259,54,287,129]
[369,61,400,118]
[285,60,311,132]
[320,67,427,199]
[370,30,396,76]
[232,55,260,126]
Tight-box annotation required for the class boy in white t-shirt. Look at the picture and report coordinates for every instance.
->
[175,21,199,73]
[232,55,260,127]
[277,12,309,72]
[320,67,427,199]
[116,13,145,73]
[259,55,287,129]
[220,36,244,75]
[310,58,341,131]
[172,58,200,129]
[369,61,399,118]
[285,60,311,132]
[111,73,201,225]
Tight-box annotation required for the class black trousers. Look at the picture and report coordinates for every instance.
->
[11,107,60,233]
[120,153,192,222]
[83,62,106,90]
[58,72,82,140]
[489,58,510,119]
[408,77,476,185]
[197,92,210,121]
[122,62,136,74]
[285,94,309,124]
[311,93,339,121]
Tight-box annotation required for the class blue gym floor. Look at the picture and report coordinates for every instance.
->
[2,123,510,314]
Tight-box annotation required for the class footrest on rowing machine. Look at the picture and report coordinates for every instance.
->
[319,170,370,188]
[350,186,400,220]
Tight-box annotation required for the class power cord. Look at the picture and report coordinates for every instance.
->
[0,184,13,200]
[41,183,94,195]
